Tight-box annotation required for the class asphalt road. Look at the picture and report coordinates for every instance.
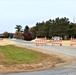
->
[1,39,76,75]
[10,39,76,57]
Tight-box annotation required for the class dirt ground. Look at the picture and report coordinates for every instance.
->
[0,39,76,74]
[0,39,16,46]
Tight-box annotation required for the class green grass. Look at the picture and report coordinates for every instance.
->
[0,45,48,65]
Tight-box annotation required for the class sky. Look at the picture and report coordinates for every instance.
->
[0,0,76,33]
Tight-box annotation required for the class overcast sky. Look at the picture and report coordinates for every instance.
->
[0,0,76,33]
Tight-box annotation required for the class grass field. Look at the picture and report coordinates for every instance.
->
[0,45,65,73]
[0,45,49,65]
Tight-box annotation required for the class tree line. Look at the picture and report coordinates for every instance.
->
[30,17,76,39]
[2,17,76,40]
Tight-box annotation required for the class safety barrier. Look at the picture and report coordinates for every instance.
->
[35,38,47,46]
[52,40,62,46]
[51,36,62,46]
[70,38,76,47]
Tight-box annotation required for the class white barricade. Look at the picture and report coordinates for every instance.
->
[35,38,47,46]
[70,38,76,47]
[52,40,62,46]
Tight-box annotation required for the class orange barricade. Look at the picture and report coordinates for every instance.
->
[70,38,76,47]
[35,38,47,46]
[52,40,62,46]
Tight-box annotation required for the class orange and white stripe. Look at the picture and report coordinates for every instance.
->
[52,40,62,46]
[35,38,47,46]
[70,38,76,47]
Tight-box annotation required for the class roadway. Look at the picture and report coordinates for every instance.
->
[1,39,76,75]
[10,39,76,57]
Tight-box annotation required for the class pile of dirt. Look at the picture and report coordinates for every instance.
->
[0,59,56,74]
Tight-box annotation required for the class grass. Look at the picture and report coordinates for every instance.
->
[0,45,48,65]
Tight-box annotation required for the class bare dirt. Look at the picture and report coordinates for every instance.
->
[0,39,76,74]
[0,39,16,46]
